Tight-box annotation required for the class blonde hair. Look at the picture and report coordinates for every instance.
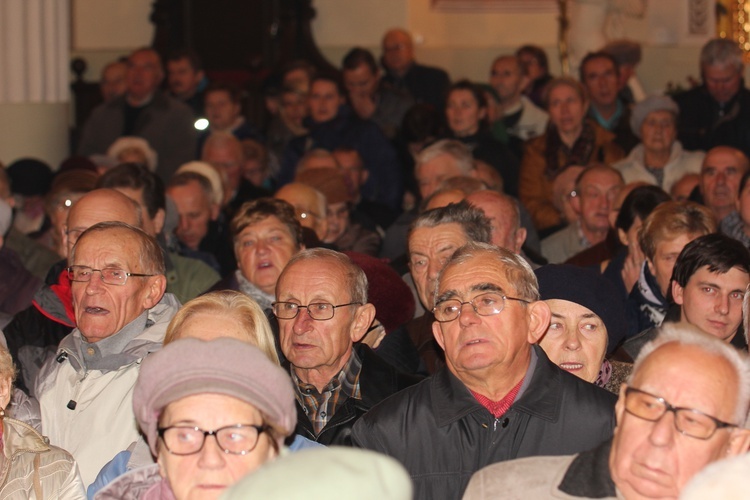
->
[164,290,280,365]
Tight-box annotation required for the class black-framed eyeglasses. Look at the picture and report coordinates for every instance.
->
[624,387,736,440]
[158,424,269,456]
[67,266,155,286]
[272,301,361,321]
[432,292,528,323]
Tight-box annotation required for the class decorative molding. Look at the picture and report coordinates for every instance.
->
[431,0,557,13]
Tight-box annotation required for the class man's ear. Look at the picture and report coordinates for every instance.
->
[360,169,370,186]
[570,193,582,215]
[726,428,750,457]
[141,275,167,310]
[432,319,446,351]
[672,281,685,306]
[210,203,220,221]
[526,300,551,344]
[514,228,527,254]
[646,258,656,280]
[350,303,376,343]
[153,209,166,235]
[478,107,487,121]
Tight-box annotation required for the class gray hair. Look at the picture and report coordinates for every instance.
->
[410,200,492,247]
[282,248,368,304]
[435,241,539,305]
[631,323,750,426]
[415,139,474,175]
[71,221,166,276]
[700,38,744,73]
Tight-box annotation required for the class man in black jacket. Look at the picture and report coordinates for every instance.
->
[273,248,419,446]
[674,38,750,159]
[352,242,616,500]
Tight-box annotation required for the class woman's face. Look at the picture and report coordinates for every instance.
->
[446,89,485,137]
[640,110,677,154]
[539,299,607,383]
[158,393,276,500]
[547,84,587,138]
[235,216,299,295]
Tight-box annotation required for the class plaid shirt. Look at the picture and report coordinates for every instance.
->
[292,349,363,435]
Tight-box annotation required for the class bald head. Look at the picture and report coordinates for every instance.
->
[202,132,245,193]
[382,28,415,76]
[275,183,328,241]
[466,190,526,253]
[64,189,143,258]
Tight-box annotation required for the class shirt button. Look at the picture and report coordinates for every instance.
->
[87,348,95,356]
[320,411,326,418]
[305,389,312,394]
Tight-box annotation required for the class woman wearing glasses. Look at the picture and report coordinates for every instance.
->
[95,338,296,499]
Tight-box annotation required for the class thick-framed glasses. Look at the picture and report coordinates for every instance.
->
[433,292,528,323]
[67,266,154,286]
[624,387,736,440]
[272,301,361,321]
[158,424,269,456]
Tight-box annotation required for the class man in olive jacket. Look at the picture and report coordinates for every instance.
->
[352,243,616,500]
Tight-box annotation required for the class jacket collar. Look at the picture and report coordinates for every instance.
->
[431,345,564,427]
[2,418,49,459]
[557,439,617,497]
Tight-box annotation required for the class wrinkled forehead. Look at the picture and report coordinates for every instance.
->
[439,253,511,293]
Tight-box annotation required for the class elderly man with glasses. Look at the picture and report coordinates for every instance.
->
[352,242,616,500]
[463,322,750,499]
[35,221,179,487]
[273,248,419,446]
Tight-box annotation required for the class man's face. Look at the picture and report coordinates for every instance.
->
[409,223,469,309]
[610,343,749,499]
[703,63,742,105]
[641,110,677,154]
[100,63,128,102]
[235,216,299,296]
[548,84,587,137]
[71,229,159,343]
[333,150,368,199]
[581,57,619,108]
[701,148,746,218]
[382,30,414,75]
[324,202,349,244]
[126,50,163,103]
[490,57,525,103]
[167,57,202,99]
[308,80,344,124]
[673,266,749,342]
[540,299,607,384]
[466,192,525,253]
[446,89,485,138]
[203,142,243,193]
[343,64,379,100]
[168,180,218,250]
[432,252,547,380]
[416,154,465,199]
[276,258,367,380]
[113,187,161,238]
[518,52,545,81]
[205,90,241,131]
[279,91,308,128]
[575,169,623,234]
[648,233,700,298]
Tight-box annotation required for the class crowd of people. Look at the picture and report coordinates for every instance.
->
[0,26,749,499]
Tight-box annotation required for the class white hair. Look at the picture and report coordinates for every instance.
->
[631,323,750,426]
[107,136,158,172]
